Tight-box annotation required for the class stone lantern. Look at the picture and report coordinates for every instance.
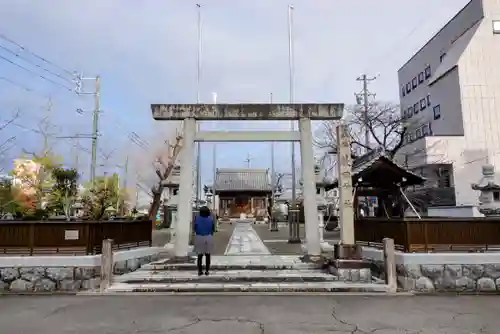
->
[471,164,500,216]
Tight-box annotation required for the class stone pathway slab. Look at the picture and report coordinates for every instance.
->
[224,221,271,255]
[115,269,338,283]
[107,281,390,293]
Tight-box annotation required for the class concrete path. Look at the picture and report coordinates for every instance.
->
[224,221,271,255]
[2,295,500,333]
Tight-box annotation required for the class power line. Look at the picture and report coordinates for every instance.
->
[0,43,73,84]
[0,76,35,93]
[0,32,74,76]
[0,54,73,91]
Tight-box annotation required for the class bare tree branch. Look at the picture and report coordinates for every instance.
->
[314,101,417,170]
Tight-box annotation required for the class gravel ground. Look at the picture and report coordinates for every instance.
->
[152,223,234,255]
[253,224,340,255]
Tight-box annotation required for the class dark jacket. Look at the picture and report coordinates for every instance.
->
[194,216,215,236]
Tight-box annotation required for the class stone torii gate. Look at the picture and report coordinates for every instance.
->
[151,103,354,260]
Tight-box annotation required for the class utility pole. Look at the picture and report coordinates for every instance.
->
[90,76,101,186]
[74,74,101,187]
[355,74,376,153]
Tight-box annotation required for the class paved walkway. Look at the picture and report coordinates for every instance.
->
[3,295,500,333]
[224,221,271,255]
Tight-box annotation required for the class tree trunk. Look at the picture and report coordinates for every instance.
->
[148,187,163,222]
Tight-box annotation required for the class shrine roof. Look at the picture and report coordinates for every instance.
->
[215,168,272,192]
[327,147,425,190]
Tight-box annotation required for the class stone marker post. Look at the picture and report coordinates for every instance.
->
[100,238,114,292]
[335,123,357,258]
[383,238,397,293]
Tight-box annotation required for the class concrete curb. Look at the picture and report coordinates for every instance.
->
[77,291,415,297]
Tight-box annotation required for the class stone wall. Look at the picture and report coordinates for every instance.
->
[396,263,500,292]
[0,266,101,292]
[0,247,163,293]
[363,247,500,292]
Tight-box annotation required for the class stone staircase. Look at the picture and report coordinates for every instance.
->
[107,255,389,293]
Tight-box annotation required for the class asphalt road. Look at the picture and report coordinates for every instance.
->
[2,295,499,333]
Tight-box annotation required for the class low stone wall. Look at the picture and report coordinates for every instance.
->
[362,246,500,292]
[0,247,164,293]
[327,266,372,283]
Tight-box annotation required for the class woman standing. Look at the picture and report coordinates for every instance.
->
[193,206,215,276]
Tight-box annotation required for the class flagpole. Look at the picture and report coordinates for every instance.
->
[288,4,299,243]
[195,4,202,209]
[270,92,275,204]
[212,92,217,213]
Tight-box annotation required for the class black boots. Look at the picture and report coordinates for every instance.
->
[197,253,211,276]
[205,253,211,275]
[197,254,203,276]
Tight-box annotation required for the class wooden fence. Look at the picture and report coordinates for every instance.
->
[355,217,500,252]
[0,219,153,255]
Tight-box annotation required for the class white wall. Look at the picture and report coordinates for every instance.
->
[427,205,484,217]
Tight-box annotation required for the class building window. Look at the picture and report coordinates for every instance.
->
[406,83,411,93]
[408,106,413,117]
[437,165,452,188]
[420,98,426,110]
[433,105,441,120]
[418,72,424,83]
[416,128,422,138]
[425,64,431,79]
[316,187,321,195]
[413,102,419,114]
[422,124,430,136]
[493,21,500,34]
[402,108,407,119]
[440,53,446,62]
[495,192,500,201]
[402,85,406,97]
[426,94,431,106]
[412,77,418,89]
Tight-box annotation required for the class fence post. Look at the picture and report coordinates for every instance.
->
[383,237,397,293]
[100,238,114,292]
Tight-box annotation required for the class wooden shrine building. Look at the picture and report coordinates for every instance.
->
[214,168,272,219]
[327,148,425,218]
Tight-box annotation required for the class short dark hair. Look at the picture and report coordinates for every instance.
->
[199,206,211,217]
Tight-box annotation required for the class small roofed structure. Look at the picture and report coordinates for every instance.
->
[215,168,272,219]
[327,147,425,218]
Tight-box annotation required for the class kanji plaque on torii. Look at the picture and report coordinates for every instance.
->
[151,103,343,120]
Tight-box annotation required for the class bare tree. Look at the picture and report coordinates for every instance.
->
[18,101,62,209]
[272,172,285,197]
[315,101,408,163]
[0,111,19,173]
[147,134,183,221]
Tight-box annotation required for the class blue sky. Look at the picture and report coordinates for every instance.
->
[0,0,471,192]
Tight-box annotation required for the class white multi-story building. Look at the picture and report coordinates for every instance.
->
[397,0,500,206]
